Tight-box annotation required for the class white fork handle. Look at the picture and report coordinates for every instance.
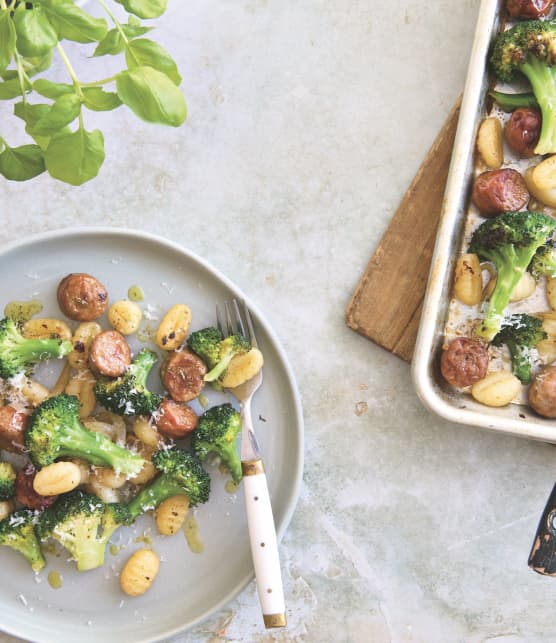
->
[242,461,286,628]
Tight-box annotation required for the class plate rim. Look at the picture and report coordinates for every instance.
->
[0,225,305,643]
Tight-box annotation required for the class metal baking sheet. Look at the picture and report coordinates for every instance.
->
[411,0,556,443]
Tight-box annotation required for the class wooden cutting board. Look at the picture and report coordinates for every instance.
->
[345,97,462,362]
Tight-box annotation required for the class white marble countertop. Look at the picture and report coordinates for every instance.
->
[4,1,556,641]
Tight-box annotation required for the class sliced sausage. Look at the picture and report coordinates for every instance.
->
[89,330,132,377]
[505,107,542,158]
[155,399,198,439]
[57,273,109,321]
[529,365,556,417]
[506,0,554,19]
[160,349,207,402]
[472,169,529,216]
[0,406,28,453]
[15,464,58,510]
[440,337,489,388]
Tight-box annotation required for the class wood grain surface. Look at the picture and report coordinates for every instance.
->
[345,97,462,362]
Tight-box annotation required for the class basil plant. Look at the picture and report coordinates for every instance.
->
[0,0,186,185]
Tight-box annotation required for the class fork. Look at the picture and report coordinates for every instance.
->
[217,299,286,629]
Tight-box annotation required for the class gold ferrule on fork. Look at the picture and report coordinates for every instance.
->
[242,459,265,476]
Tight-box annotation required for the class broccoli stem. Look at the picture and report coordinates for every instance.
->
[15,337,71,366]
[521,57,556,155]
[127,476,184,521]
[204,352,235,382]
[58,421,144,477]
[477,264,525,341]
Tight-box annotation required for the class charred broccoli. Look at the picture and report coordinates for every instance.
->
[37,490,131,571]
[492,313,547,383]
[191,404,242,483]
[127,447,210,520]
[468,211,556,340]
[0,317,72,378]
[26,394,145,477]
[529,244,556,279]
[187,327,250,382]
[0,462,16,500]
[94,348,161,416]
[0,509,45,572]
[491,20,556,154]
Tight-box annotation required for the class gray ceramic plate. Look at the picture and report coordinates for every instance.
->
[0,227,304,643]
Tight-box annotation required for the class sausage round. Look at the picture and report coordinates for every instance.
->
[505,107,542,158]
[89,330,132,377]
[156,399,198,439]
[506,0,554,19]
[440,337,489,388]
[15,464,58,510]
[57,273,109,321]
[0,406,28,453]
[529,365,556,417]
[160,349,207,402]
[472,169,530,216]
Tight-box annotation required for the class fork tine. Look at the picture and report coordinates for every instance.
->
[216,303,224,336]
[243,300,259,349]
[232,299,247,338]
[224,301,235,336]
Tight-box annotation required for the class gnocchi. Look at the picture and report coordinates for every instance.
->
[120,548,160,597]
[108,300,143,336]
[155,495,189,535]
[471,371,522,407]
[221,347,264,388]
[476,116,503,169]
[33,461,82,496]
[156,304,192,350]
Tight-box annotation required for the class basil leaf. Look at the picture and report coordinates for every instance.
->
[21,51,53,76]
[0,76,30,99]
[93,28,124,56]
[116,66,186,126]
[14,101,66,150]
[33,78,74,99]
[0,143,45,181]
[0,70,18,81]
[13,6,58,57]
[122,19,153,38]
[125,38,181,85]
[0,12,17,72]
[31,93,82,135]
[82,87,122,111]
[41,0,107,44]
[114,0,167,19]
[44,127,105,185]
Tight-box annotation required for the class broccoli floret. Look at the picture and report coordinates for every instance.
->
[191,404,242,483]
[0,317,72,379]
[37,490,131,571]
[490,20,556,154]
[491,313,547,383]
[26,394,145,477]
[468,211,556,340]
[94,348,162,416]
[0,462,16,500]
[529,244,556,279]
[0,509,45,572]
[187,327,251,382]
[127,448,210,521]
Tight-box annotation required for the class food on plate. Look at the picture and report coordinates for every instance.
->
[25,394,145,476]
[57,273,109,321]
[191,404,243,484]
[160,349,208,402]
[0,317,72,378]
[155,495,190,536]
[156,398,198,439]
[470,371,523,407]
[94,348,162,416]
[0,270,264,598]
[156,304,192,350]
[504,107,542,157]
[89,330,132,377]
[0,509,46,572]
[120,548,160,597]
[471,169,530,215]
[187,326,251,383]
[490,20,556,156]
[108,300,143,336]
[506,0,555,19]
